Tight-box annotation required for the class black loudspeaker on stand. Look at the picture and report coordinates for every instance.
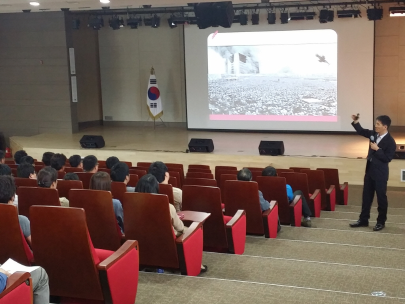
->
[188,138,214,153]
[80,135,105,149]
[258,141,285,156]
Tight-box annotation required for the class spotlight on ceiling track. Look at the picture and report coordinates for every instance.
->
[127,17,142,29]
[367,7,383,20]
[88,16,104,30]
[168,16,188,28]
[72,18,80,29]
[337,9,361,18]
[251,13,259,25]
[289,11,316,20]
[267,12,276,24]
[239,13,248,25]
[109,16,124,30]
[319,9,334,23]
[280,12,289,24]
[389,7,405,17]
[151,14,160,28]
[22,9,31,13]
[168,16,177,28]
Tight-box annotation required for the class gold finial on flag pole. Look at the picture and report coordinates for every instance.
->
[150,67,155,75]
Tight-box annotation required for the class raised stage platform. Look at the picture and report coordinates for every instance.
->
[9,125,405,187]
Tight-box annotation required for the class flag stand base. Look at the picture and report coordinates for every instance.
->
[144,117,166,129]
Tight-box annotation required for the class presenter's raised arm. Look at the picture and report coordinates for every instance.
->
[351,115,373,138]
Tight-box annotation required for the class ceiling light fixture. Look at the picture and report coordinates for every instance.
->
[337,9,361,18]
[290,11,316,21]
[239,13,248,25]
[100,0,110,3]
[127,17,142,29]
[109,16,124,30]
[280,12,289,24]
[251,12,259,25]
[267,12,276,24]
[389,7,405,17]
[29,2,40,6]
[367,7,383,20]
[88,16,104,30]
[319,9,334,23]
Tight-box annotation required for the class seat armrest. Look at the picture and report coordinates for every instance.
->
[0,272,31,299]
[176,221,203,243]
[326,185,335,195]
[340,182,348,190]
[289,195,301,207]
[269,200,277,210]
[310,189,320,200]
[226,210,246,227]
[262,200,278,217]
[97,240,138,271]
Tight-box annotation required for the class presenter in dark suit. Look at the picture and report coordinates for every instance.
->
[349,114,396,231]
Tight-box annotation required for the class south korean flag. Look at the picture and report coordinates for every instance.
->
[147,67,163,119]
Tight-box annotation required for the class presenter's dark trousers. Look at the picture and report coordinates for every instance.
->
[360,170,388,225]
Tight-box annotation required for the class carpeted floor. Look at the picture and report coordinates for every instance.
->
[135,185,405,303]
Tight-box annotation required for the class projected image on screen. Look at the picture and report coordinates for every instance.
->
[207,30,337,122]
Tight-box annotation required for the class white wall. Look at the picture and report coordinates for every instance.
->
[98,18,186,123]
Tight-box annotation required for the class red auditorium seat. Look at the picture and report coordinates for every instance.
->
[64,167,83,173]
[0,205,34,265]
[188,164,210,170]
[57,171,66,179]
[290,167,310,172]
[122,192,203,276]
[168,176,178,188]
[129,169,147,179]
[75,172,94,189]
[276,168,294,175]
[111,182,127,203]
[187,168,212,173]
[14,178,37,195]
[98,160,107,168]
[0,272,32,304]
[317,168,348,205]
[216,169,238,187]
[167,167,184,187]
[159,183,175,206]
[169,171,182,188]
[69,189,123,251]
[186,172,214,179]
[224,180,278,238]
[219,174,237,203]
[279,172,321,217]
[30,206,139,304]
[18,187,60,220]
[256,176,302,227]
[137,162,152,168]
[302,169,336,211]
[251,170,262,181]
[183,177,217,187]
[98,168,111,174]
[127,174,139,188]
[56,180,83,200]
[183,185,246,254]
[122,161,132,167]
[246,167,264,172]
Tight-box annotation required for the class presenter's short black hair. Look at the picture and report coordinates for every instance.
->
[376,115,391,129]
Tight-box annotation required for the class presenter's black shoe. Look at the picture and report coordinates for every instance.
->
[373,223,385,231]
[349,220,369,228]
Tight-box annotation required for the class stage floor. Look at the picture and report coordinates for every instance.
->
[9,126,405,187]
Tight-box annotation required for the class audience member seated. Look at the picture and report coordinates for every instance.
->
[237,168,281,232]
[50,153,67,173]
[262,166,312,227]
[89,171,124,232]
[17,163,37,179]
[63,172,80,181]
[0,150,4,164]
[0,265,50,304]
[37,167,69,207]
[83,155,98,173]
[0,164,11,176]
[14,150,28,165]
[19,156,34,165]
[0,176,31,246]
[41,152,54,166]
[106,156,120,169]
[111,162,135,192]
[135,174,208,273]
[148,161,182,211]
[69,154,83,168]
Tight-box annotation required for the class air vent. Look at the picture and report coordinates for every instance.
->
[105,116,113,121]
[401,169,405,182]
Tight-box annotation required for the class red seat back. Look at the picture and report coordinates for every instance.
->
[188,164,210,170]
[64,167,83,173]
[216,170,238,187]
[56,180,83,200]
[317,168,344,204]
[127,174,139,188]
[111,182,127,203]
[57,171,66,179]
[129,169,147,179]
[219,174,237,202]
[98,160,106,168]
[14,178,37,195]
[215,166,237,179]
[76,172,94,189]
[122,161,133,167]
[0,205,33,265]
[251,170,262,181]
[18,187,60,219]
[69,189,122,251]
[122,193,179,269]
[290,167,310,172]
[0,272,32,303]
[224,181,264,235]
[279,172,310,202]
[30,206,104,300]
[246,167,263,172]
[186,172,214,179]
[301,169,327,210]
[182,185,228,249]
[137,162,152,168]
[187,168,212,173]
[159,183,175,206]
[169,171,182,188]
[256,176,291,225]
[98,168,111,174]
[183,178,217,187]
[167,167,184,187]
[276,168,294,175]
